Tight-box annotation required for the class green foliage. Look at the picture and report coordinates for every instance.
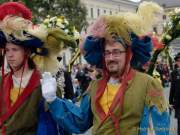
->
[148,9,180,75]
[162,11,180,46]
[0,0,8,3]
[43,15,80,40]
[29,0,87,31]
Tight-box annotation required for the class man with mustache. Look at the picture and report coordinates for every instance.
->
[41,2,170,135]
[169,53,180,135]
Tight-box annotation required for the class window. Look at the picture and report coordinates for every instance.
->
[91,8,93,18]
[97,9,100,16]
[110,10,112,15]
[118,5,121,11]
[163,15,166,20]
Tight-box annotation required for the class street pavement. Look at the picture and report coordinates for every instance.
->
[74,86,178,135]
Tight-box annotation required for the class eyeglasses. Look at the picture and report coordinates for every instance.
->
[104,49,126,57]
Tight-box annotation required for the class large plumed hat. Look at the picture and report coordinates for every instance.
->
[81,1,163,69]
[0,2,47,55]
[32,28,77,74]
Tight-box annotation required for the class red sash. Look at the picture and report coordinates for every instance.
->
[0,69,41,132]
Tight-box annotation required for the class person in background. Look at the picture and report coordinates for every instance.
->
[56,56,75,100]
[75,64,92,93]
[169,52,180,135]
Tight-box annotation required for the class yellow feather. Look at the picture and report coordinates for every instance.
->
[98,1,163,45]
[137,1,164,33]
[33,28,77,74]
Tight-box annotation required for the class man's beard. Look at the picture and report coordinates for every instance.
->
[107,61,124,77]
[109,71,119,78]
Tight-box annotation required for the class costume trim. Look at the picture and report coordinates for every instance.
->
[94,68,136,135]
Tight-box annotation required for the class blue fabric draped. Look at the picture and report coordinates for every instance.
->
[37,99,65,135]
[83,36,104,68]
[130,33,152,68]
[83,33,153,69]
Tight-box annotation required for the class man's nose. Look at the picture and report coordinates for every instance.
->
[108,53,114,60]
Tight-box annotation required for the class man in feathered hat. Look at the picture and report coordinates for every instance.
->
[0,2,45,135]
[169,52,180,135]
[0,2,76,135]
[41,1,170,135]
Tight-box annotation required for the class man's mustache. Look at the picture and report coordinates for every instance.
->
[107,61,118,65]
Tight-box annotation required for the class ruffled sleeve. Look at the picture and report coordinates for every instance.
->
[140,77,170,135]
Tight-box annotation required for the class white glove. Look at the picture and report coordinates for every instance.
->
[41,72,57,102]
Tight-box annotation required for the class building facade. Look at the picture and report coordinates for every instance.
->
[81,0,138,24]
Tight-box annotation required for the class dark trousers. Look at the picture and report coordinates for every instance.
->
[175,108,180,135]
[178,118,180,135]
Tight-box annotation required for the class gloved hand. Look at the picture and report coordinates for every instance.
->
[41,72,57,102]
